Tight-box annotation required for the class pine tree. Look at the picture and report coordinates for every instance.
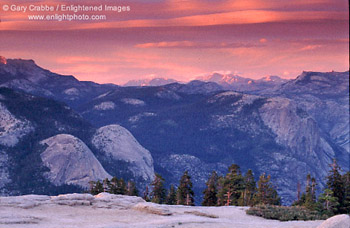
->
[176,171,195,206]
[326,159,344,212]
[94,180,104,195]
[304,174,317,210]
[103,178,111,192]
[241,169,256,206]
[127,181,139,196]
[89,181,97,195]
[202,171,218,206]
[143,185,150,202]
[117,178,127,195]
[341,171,350,213]
[319,189,339,215]
[110,177,119,194]
[166,184,177,205]
[253,173,280,205]
[292,174,318,209]
[216,176,225,206]
[150,174,167,204]
[297,181,301,202]
[217,164,245,206]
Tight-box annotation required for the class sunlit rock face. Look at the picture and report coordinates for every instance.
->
[40,134,111,188]
[92,124,155,183]
[0,56,7,65]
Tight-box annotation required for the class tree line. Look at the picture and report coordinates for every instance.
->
[88,159,350,216]
[88,163,280,207]
[293,159,350,215]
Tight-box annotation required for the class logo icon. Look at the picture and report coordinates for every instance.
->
[2,5,9,11]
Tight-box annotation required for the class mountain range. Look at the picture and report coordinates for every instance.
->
[123,73,289,93]
[0,56,349,204]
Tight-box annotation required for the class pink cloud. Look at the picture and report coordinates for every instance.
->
[299,45,323,51]
[1,7,347,31]
[259,38,268,43]
[56,56,111,64]
[135,41,262,49]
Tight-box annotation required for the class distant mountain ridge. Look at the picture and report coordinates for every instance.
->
[196,73,289,92]
[0,56,348,204]
[123,72,289,92]
[0,57,117,106]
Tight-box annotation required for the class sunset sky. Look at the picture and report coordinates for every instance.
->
[0,0,349,84]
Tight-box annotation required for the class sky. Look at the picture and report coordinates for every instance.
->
[0,0,349,84]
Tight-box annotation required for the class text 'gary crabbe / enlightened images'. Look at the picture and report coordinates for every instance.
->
[3,4,130,13]
[1,3,131,22]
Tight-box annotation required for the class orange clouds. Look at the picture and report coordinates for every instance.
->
[136,41,195,48]
[299,45,323,51]
[64,9,347,31]
[259,38,268,43]
[1,0,348,31]
[135,41,262,49]
[56,56,110,64]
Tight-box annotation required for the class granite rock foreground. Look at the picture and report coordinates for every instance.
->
[317,214,350,228]
[0,193,329,228]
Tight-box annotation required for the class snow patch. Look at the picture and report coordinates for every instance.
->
[63,87,79,96]
[215,91,241,98]
[129,112,157,123]
[95,91,112,99]
[121,98,145,106]
[93,101,116,111]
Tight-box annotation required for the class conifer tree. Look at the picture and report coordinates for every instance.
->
[304,174,318,210]
[127,181,139,196]
[319,189,339,215]
[166,184,177,205]
[117,178,127,195]
[94,180,104,195]
[143,185,150,202]
[176,171,195,206]
[297,181,301,202]
[253,173,280,205]
[217,164,245,206]
[216,176,225,206]
[326,159,344,212]
[89,181,97,195]
[241,169,256,206]
[110,177,119,194]
[202,171,218,206]
[103,178,111,192]
[150,174,167,204]
[341,171,350,213]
